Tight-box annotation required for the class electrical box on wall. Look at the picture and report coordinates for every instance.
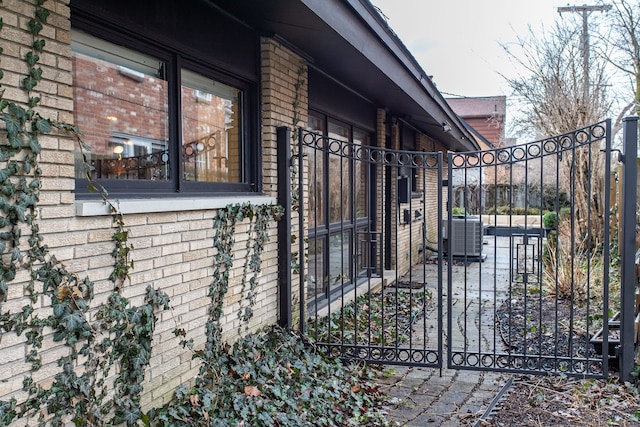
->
[402,209,423,224]
[403,209,412,223]
[398,176,410,204]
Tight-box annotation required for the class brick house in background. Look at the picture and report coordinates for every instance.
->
[447,96,506,148]
[0,0,479,413]
[446,95,549,212]
[445,96,506,209]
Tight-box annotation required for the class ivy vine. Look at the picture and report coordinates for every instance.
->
[0,2,284,426]
[176,203,283,388]
[0,1,168,425]
[290,60,307,274]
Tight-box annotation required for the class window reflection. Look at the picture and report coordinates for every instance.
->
[72,31,169,181]
[181,69,242,183]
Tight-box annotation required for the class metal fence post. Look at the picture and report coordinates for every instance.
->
[620,116,638,381]
[277,126,292,328]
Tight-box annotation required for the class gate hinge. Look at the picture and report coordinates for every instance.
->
[606,148,624,163]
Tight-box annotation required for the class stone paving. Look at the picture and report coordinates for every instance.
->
[379,235,525,426]
[379,366,507,426]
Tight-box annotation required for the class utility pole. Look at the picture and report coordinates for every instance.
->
[557,4,611,103]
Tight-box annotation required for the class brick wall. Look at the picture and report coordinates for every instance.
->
[0,0,78,409]
[394,133,446,275]
[0,2,304,417]
[260,36,307,325]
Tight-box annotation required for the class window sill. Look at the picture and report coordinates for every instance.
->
[75,195,277,217]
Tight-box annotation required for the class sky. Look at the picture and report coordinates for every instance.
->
[370,0,569,98]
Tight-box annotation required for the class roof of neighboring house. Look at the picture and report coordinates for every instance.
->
[459,118,496,151]
[208,0,480,151]
[446,96,506,119]
[446,96,506,147]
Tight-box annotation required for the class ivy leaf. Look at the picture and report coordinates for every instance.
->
[33,39,46,52]
[132,352,148,371]
[25,51,39,67]
[8,103,25,119]
[22,77,37,91]
[52,330,66,342]
[30,67,42,80]
[62,311,85,333]
[122,408,141,426]
[7,133,22,148]
[0,146,15,162]
[2,113,21,135]
[10,248,22,263]
[27,97,39,109]
[13,205,25,222]
[2,182,16,197]
[35,7,50,23]
[29,179,40,190]
[3,266,14,283]
[35,117,50,133]
[27,20,43,36]
[28,135,41,154]
[76,298,87,312]
[52,302,66,318]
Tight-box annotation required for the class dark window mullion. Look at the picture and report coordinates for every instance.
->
[171,55,182,193]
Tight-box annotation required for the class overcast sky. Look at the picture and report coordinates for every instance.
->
[371,0,569,98]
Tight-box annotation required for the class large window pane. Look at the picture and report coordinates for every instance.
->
[306,112,374,306]
[307,115,325,227]
[354,128,369,219]
[307,238,327,299]
[328,232,351,286]
[181,69,242,183]
[72,31,169,181]
[328,120,351,223]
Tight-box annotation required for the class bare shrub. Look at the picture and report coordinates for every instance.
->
[543,220,604,302]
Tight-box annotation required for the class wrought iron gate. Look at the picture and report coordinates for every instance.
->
[286,118,639,379]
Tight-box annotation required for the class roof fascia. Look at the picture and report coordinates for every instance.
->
[301,0,478,151]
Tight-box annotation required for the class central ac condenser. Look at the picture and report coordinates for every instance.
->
[442,217,483,257]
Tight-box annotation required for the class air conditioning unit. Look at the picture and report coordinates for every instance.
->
[442,217,483,257]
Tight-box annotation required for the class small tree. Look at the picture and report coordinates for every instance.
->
[501,18,612,247]
[596,0,640,135]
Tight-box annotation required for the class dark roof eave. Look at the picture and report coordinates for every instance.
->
[210,0,480,151]
[337,0,479,151]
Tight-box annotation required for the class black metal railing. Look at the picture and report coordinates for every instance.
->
[289,120,638,379]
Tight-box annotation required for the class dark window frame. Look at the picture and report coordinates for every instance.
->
[71,15,260,199]
[306,110,375,306]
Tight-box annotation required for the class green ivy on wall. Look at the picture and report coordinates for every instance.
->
[0,1,282,426]
[175,202,283,389]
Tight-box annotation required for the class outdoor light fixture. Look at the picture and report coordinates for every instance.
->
[442,121,452,133]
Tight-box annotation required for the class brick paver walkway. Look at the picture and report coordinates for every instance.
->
[379,236,516,426]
